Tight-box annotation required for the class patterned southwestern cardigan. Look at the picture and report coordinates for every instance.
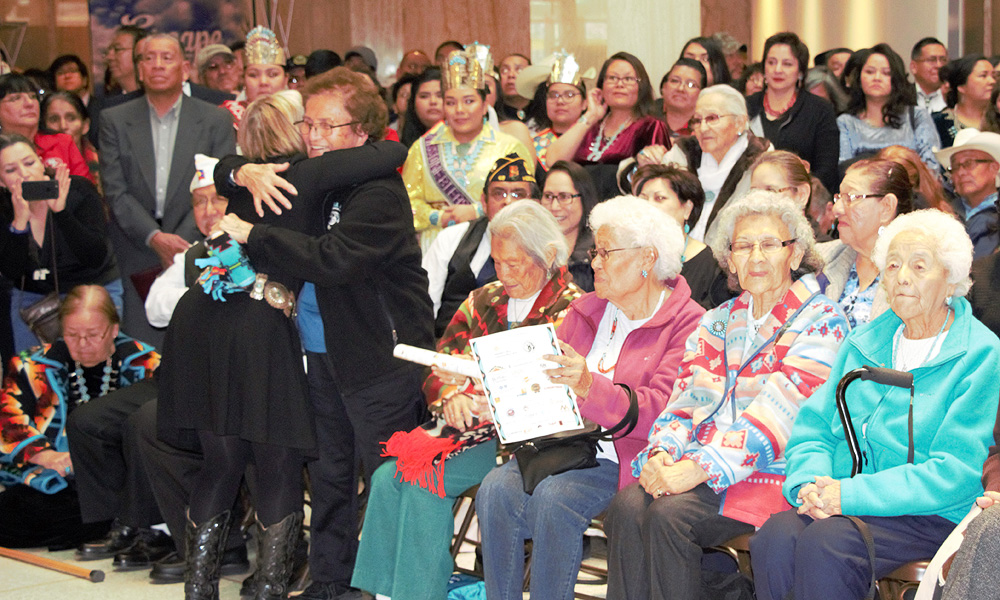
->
[632,274,849,527]
[423,266,583,406]
[0,335,159,492]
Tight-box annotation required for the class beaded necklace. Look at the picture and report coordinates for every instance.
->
[596,290,666,373]
[69,357,116,404]
[587,116,634,162]
[763,89,797,119]
[441,131,487,189]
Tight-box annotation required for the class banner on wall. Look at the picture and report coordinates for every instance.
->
[88,0,251,90]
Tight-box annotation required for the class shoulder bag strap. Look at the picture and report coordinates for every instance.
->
[597,382,639,441]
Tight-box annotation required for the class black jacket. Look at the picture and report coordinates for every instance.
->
[746,90,841,193]
[217,142,434,395]
[0,176,119,293]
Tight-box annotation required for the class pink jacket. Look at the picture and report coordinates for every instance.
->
[557,276,705,489]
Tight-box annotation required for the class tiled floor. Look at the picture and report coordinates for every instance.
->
[0,547,247,599]
[0,517,608,599]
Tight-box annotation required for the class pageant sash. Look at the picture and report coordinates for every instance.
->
[422,133,476,207]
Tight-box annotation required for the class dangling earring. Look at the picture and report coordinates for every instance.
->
[877,225,886,237]
[641,269,648,279]
[946,295,953,306]
[683,223,691,235]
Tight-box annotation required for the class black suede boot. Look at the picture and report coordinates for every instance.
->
[254,511,303,600]
[185,510,232,600]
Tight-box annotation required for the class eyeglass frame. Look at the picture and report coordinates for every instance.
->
[688,113,735,129]
[728,238,798,256]
[295,119,361,137]
[546,89,582,102]
[947,158,996,173]
[64,324,114,345]
[832,192,885,207]
[604,75,641,87]
[540,191,582,206]
[487,188,531,201]
[666,75,700,91]
[587,246,642,261]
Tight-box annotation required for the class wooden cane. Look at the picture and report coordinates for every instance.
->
[0,546,105,582]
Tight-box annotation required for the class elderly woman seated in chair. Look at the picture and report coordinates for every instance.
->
[751,209,1000,600]
[603,191,849,600]
[351,200,583,600]
[0,285,158,549]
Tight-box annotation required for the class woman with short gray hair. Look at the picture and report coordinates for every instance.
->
[352,200,582,600]
[753,208,1000,600]
[625,84,771,242]
[488,198,570,276]
[476,195,706,600]
[603,191,848,600]
[710,190,825,291]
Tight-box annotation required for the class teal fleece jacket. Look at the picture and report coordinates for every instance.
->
[783,297,1000,524]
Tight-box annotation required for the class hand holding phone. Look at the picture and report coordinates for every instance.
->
[21,180,59,201]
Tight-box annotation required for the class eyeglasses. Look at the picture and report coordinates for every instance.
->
[948,158,994,173]
[540,191,581,206]
[296,119,360,136]
[751,185,796,195]
[729,238,797,256]
[667,76,700,91]
[488,188,530,201]
[587,246,640,261]
[688,114,734,129]
[64,324,112,345]
[605,75,640,87]
[546,90,581,102]
[105,45,133,56]
[832,192,884,206]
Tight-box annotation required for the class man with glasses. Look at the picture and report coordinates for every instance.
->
[936,128,1000,258]
[100,33,235,346]
[195,44,240,95]
[423,153,539,337]
[910,37,949,113]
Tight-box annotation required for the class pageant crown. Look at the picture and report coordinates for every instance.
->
[550,51,584,86]
[443,43,491,91]
[244,26,285,66]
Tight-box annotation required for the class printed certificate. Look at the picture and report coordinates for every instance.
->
[469,324,585,444]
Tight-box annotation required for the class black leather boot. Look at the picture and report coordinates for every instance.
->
[185,510,232,600]
[254,511,303,600]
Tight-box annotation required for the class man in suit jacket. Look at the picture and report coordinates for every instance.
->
[100,33,235,346]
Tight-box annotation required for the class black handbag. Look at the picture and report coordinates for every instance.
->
[18,216,62,345]
[511,383,638,494]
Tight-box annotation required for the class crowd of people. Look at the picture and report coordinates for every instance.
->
[1,21,1000,600]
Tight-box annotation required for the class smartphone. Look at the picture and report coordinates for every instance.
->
[21,180,59,201]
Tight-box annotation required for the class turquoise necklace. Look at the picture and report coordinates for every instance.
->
[69,357,116,404]
[442,128,487,189]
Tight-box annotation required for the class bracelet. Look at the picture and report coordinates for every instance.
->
[8,223,29,234]
[429,210,441,226]
[474,203,485,218]
[577,115,591,127]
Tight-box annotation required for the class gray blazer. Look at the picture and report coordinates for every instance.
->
[99,93,235,273]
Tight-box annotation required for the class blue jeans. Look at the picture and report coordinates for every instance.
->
[10,278,124,352]
[476,457,619,600]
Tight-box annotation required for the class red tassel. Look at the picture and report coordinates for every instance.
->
[382,428,462,498]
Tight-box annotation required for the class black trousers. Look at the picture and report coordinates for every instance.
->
[65,378,161,526]
[604,482,755,600]
[0,483,108,548]
[304,351,427,589]
[131,400,245,556]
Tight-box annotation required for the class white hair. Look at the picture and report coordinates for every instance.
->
[588,195,684,281]
[708,190,823,289]
[698,84,749,119]
[488,200,569,274]
[871,209,973,297]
